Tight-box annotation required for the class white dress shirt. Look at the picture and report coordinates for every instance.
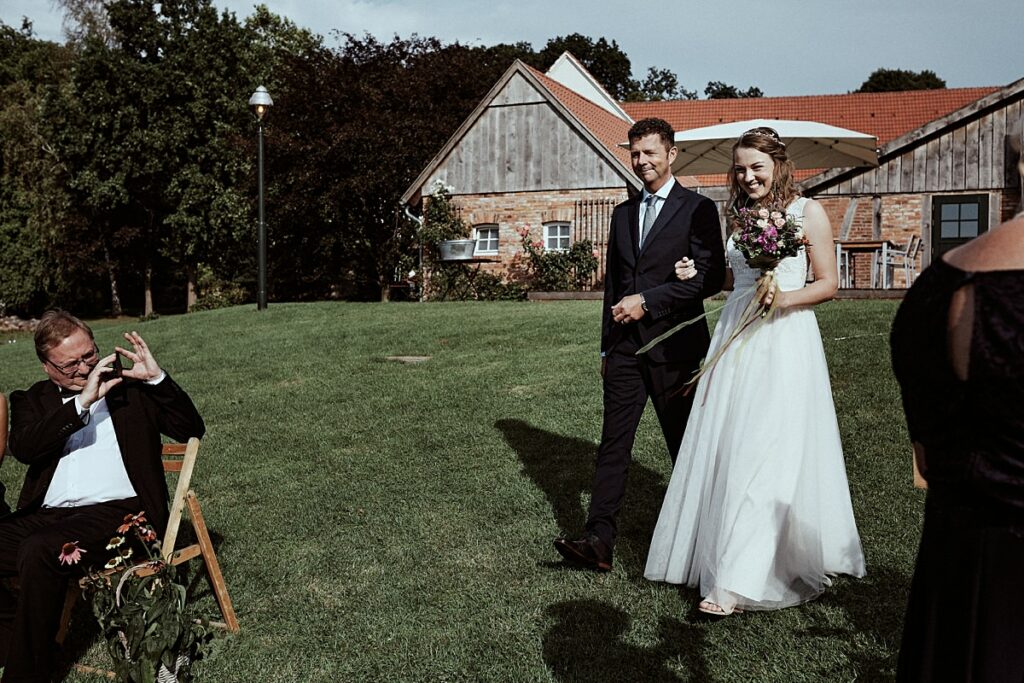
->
[43,372,166,508]
[638,176,676,247]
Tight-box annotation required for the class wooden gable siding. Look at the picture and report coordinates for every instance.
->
[817,97,1023,196]
[423,72,626,195]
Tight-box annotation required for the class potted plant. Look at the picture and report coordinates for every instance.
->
[420,180,475,261]
[61,512,212,683]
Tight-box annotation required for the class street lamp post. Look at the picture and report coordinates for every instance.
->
[248,86,273,311]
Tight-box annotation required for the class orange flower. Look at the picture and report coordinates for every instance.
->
[116,511,147,534]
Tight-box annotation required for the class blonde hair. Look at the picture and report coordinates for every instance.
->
[727,127,799,220]
[33,310,93,362]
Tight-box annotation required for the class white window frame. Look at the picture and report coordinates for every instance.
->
[544,222,571,252]
[473,224,499,255]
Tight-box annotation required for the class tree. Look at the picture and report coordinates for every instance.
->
[704,81,763,99]
[55,0,114,46]
[265,35,542,301]
[625,67,696,102]
[857,68,946,93]
[538,34,636,100]
[46,0,277,315]
[0,20,85,314]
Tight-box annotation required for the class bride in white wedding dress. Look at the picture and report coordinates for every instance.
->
[644,127,865,615]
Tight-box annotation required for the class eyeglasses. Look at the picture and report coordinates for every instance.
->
[45,345,99,377]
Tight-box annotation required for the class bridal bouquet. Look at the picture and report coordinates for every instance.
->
[731,206,807,272]
[730,204,807,319]
[637,205,807,392]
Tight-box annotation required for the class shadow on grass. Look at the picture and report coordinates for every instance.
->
[55,598,102,679]
[543,599,708,682]
[495,419,669,576]
[807,565,910,681]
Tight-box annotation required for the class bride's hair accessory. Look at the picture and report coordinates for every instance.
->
[742,127,786,149]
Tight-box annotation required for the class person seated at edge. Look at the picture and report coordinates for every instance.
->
[0,310,204,683]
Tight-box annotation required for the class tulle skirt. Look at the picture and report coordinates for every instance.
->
[644,285,866,613]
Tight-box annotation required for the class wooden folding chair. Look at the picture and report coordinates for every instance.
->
[57,437,238,654]
[159,437,239,632]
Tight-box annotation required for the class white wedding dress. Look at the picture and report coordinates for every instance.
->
[644,197,865,613]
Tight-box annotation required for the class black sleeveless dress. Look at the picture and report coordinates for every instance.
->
[890,257,1024,682]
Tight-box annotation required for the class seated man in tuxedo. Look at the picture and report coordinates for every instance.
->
[0,310,204,682]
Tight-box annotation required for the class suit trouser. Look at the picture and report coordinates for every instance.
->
[0,497,139,683]
[586,334,697,548]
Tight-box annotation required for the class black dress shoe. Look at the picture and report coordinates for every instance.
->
[553,533,613,571]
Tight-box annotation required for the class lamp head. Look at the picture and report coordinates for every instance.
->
[248,86,273,121]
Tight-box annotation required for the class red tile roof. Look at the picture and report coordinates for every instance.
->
[623,87,999,185]
[622,87,999,146]
[526,65,635,172]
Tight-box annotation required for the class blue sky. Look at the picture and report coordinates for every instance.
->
[2,0,1020,96]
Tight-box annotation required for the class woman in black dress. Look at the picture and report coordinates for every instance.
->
[890,127,1024,682]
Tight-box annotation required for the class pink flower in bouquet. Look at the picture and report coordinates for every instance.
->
[58,541,86,566]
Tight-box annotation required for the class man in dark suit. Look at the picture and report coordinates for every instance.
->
[0,310,204,682]
[555,118,726,571]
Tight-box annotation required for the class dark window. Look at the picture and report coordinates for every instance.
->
[932,194,988,257]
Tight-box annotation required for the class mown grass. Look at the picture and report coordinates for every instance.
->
[0,299,918,682]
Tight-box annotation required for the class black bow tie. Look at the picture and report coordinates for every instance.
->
[57,386,80,399]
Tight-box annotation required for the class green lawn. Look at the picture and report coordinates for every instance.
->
[0,299,919,682]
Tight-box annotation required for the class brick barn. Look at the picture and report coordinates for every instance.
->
[402,53,1023,292]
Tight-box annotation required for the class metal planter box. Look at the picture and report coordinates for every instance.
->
[438,239,476,261]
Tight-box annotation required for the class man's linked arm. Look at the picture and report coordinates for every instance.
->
[639,198,725,319]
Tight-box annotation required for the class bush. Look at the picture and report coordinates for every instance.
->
[191,264,249,312]
[418,181,470,250]
[426,264,525,301]
[515,228,599,291]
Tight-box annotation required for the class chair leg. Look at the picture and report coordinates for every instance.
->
[185,492,240,632]
[55,583,80,645]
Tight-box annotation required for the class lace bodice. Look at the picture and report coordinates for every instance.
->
[728,197,809,292]
[891,258,1024,513]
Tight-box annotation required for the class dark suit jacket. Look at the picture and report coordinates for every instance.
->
[7,375,205,536]
[602,181,726,364]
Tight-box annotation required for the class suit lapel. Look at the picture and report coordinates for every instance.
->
[41,381,62,410]
[638,183,686,258]
[627,196,641,260]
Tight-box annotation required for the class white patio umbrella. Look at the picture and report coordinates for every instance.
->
[669,119,879,175]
